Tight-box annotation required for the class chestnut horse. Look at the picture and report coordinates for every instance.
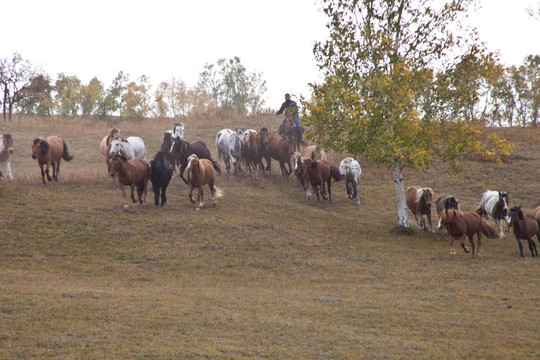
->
[293,145,327,199]
[406,186,434,232]
[438,209,500,257]
[302,154,342,204]
[265,134,296,176]
[109,154,150,210]
[186,154,223,210]
[169,138,221,184]
[508,206,540,259]
[435,194,460,229]
[243,128,270,173]
[32,136,73,184]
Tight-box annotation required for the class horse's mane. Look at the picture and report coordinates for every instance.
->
[415,187,432,203]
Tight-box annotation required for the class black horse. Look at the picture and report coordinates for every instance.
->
[149,151,173,206]
[169,138,221,184]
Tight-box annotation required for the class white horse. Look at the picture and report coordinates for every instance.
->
[216,128,245,174]
[477,190,510,237]
[339,157,362,205]
[109,137,146,160]
[0,134,14,180]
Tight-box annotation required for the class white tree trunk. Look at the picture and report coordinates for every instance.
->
[393,162,409,228]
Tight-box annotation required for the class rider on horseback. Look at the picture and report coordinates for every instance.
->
[276,93,304,142]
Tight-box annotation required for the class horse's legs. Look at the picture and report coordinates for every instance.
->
[130,184,136,203]
[189,185,196,204]
[526,238,536,257]
[517,239,525,259]
[476,232,482,257]
[197,186,204,209]
[6,161,12,180]
[327,180,332,202]
[450,236,456,256]
[119,184,128,209]
[353,180,359,205]
[179,164,189,184]
[460,235,469,254]
[426,212,434,233]
[140,181,147,206]
[153,187,160,206]
[495,219,505,237]
[160,186,167,207]
[209,183,217,206]
[53,159,61,182]
[45,162,53,182]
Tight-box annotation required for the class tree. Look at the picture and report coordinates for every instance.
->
[80,77,104,118]
[121,75,152,120]
[303,0,512,230]
[154,78,191,118]
[17,74,54,120]
[0,53,39,121]
[98,71,128,119]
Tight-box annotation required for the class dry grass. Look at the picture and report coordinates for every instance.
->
[1,116,539,359]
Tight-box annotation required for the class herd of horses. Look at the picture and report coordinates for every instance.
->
[1,123,539,259]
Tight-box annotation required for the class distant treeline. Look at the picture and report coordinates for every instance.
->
[0,54,269,122]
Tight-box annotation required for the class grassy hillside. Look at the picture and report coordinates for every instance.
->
[0,115,539,359]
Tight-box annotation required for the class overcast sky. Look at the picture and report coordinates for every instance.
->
[3,0,540,109]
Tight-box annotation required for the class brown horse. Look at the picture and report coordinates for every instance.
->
[435,194,460,229]
[302,155,342,203]
[293,145,328,199]
[109,154,150,210]
[406,186,434,232]
[169,138,221,184]
[439,209,500,257]
[279,113,303,152]
[186,154,223,210]
[265,134,296,176]
[31,136,73,184]
[243,128,270,174]
[508,206,540,259]
[99,128,120,172]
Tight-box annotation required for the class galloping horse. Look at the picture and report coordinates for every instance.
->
[0,134,14,180]
[161,123,184,174]
[508,206,540,258]
[99,128,119,171]
[266,134,296,176]
[109,136,146,160]
[477,190,510,237]
[438,209,500,257]
[186,154,224,210]
[293,145,328,199]
[406,186,434,232]
[339,157,362,205]
[216,128,245,174]
[169,138,221,184]
[31,136,73,184]
[109,153,150,210]
[302,154,342,203]
[435,194,460,229]
[279,113,302,152]
[149,151,173,207]
[243,128,270,173]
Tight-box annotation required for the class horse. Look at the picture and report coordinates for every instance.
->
[406,186,434,232]
[31,136,73,184]
[149,151,173,207]
[293,145,327,199]
[169,138,221,184]
[0,134,14,180]
[243,128,270,174]
[109,153,150,210]
[339,157,362,205]
[186,154,224,210]
[266,134,296,176]
[438,209,501,257]
[435,194,460,229]
[109,136,146,160]
[216,128,245,174]
[508,206,540,259]
[302,154,342,203]
[99,128,120,172]
[279,113,302,152]
[161,123,184,174]
[477,190,510,237]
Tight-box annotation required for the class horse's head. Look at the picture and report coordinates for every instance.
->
[417,187,433,210]
[259,128,269,148]
[508,206,523,228]
[31,138,49,159]
[3,134,14,154]
[444,196,459,211]
[172,122,184,140]
[108,153,128,177]
[499,191,510,219]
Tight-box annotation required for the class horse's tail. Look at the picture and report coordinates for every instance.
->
[213,186,224,199]
[211,158,222,175]
[481,220,501,239]
[330,165,343,182]
[62,140,74,161]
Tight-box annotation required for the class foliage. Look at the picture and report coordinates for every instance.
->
[121,75,152,120]
[80,77,104,118]
[54,73,82,118]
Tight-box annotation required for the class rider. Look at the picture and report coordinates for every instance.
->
[276,93,304,142]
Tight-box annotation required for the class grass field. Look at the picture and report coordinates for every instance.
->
[0,115,539,359]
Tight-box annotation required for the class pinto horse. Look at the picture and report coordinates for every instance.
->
[508,206,540,259]
[99,128,119,172]
[339,157,362,205]
[266,134,296,176]
[149,151,173,207]
[477,190,510,237]
[32,136,73,184]
[438,209,500,257]
[406,186,434,232]
[169,138,221,184]
[186,154,224,210]
[302,154,342,203]
[435,194,460,229]
[0,134,14,180]
[109,153,150,210]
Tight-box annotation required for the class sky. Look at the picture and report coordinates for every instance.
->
[2,0,540,109]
